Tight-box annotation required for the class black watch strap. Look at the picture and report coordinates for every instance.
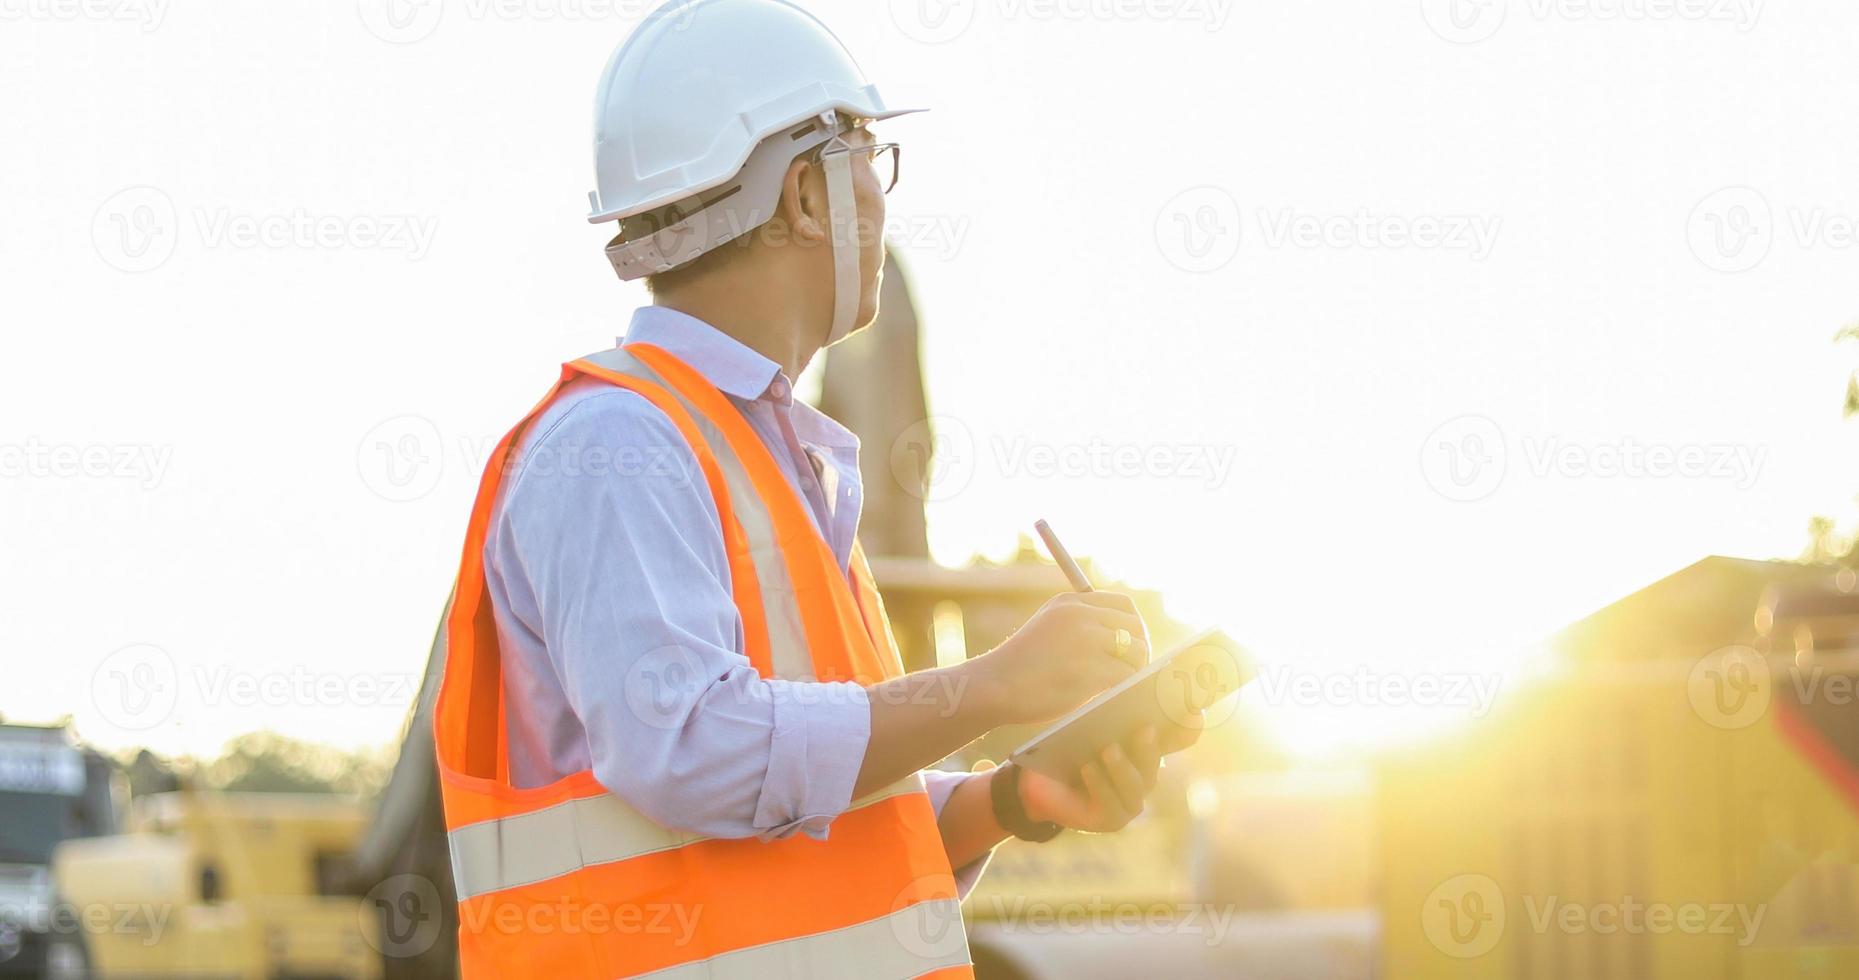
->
[990,762,1062,843]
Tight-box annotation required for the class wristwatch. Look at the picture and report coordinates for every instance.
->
[989,762,1062,843]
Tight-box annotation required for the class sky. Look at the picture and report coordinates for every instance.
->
[3,0,1857,760]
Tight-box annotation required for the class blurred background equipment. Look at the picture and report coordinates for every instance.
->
[50,790,380,980]
[818,249,932,561]
[0,722,119,980]
[1378,557,1859,980]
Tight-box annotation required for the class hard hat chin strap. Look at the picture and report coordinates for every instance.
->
[821,136,862,348]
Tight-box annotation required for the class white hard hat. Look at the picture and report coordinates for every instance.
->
[588,0,915,225]
[590,0,921,344]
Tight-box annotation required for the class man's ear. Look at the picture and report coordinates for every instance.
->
[775,155,828,244]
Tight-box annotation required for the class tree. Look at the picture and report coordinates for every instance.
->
[1840,320,1859,418]
[1802,320,1859,562]
[197,731,392,797]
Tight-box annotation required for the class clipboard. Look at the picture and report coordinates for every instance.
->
[1007,627,1254,783]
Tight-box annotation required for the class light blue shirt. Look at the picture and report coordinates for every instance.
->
[485,307,980,868]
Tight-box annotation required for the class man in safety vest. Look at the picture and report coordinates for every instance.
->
[433,1,1204,976]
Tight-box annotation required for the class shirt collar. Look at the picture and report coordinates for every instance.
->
[619,306,784,402]
[617,306,859,454]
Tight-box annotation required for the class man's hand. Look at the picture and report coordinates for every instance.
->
[969,591,1151,728]
[1016,722,1202,832]
[853,590,1149,804]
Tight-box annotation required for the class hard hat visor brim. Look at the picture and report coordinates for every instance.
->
[589,106,925,225]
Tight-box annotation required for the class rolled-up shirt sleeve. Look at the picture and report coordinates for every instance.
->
[488,386,870,841]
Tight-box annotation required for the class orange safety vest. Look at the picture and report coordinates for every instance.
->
[433,343,974,979]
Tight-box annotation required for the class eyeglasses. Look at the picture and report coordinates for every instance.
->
[817,141,902,194]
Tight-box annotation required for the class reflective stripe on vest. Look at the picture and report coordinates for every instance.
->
[446,774,926,900]
[433,345,972,980]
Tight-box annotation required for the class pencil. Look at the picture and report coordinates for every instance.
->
[1033,519,1093,592]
